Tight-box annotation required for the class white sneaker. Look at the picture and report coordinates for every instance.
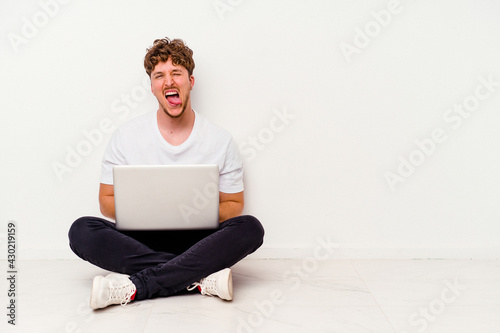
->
[90,273,137,309]
[187,268,233,301]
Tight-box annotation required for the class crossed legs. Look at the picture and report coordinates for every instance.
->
[68,215,264,301]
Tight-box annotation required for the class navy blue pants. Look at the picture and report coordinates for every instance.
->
[68,215,264,300]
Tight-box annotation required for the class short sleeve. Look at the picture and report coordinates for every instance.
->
[100,128,126,185]
[219,137,244,193]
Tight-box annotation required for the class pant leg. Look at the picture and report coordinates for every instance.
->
[130,215,264,300]
[68,216,178,274]
[68,215,264,300]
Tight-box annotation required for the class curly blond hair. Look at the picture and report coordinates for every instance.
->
[144,37,195,77]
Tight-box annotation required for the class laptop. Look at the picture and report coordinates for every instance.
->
[113,164,219,230]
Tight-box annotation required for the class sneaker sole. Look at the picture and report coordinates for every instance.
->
[218,268,233,301]
[90,275,103,310]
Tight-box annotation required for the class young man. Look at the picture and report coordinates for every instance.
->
[68,38,264,309]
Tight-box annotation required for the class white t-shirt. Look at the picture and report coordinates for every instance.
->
[100,110,244,194]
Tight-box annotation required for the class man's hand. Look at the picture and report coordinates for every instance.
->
[219,191,244,222]
[99,183,115,220]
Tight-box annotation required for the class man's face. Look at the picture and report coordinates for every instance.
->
[150,58,194,119]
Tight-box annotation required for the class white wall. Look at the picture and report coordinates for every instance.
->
[1,0,499,260]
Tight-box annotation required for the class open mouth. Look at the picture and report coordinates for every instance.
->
[165,90,182,106]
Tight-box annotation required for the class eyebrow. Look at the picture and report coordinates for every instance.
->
[152,68,183,76]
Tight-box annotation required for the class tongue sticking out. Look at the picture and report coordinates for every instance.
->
[166,94,182,106]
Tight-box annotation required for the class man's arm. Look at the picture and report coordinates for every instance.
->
[99,183,115,220]
[99,184,243,222]
[219,191,244,222]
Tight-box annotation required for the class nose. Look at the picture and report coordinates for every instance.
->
[164,74,174,87]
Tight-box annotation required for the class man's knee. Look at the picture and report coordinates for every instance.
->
[68,217,90,252]
[69,217,90,241]
[245,215,264,238]
[238,215,265,249]
[68,216,107,251]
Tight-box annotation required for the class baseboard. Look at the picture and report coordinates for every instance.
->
[10,246,500,260]
[247,247,500,260]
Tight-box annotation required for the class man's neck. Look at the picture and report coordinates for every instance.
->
[157,108,195,146]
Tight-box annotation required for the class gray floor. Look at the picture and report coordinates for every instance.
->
[1,259,499,332]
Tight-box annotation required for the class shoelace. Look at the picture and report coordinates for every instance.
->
[108,281,136,306]
[187,278,217,297]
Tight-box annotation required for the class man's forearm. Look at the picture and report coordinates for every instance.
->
[100,196,116,220]
[219,201,243,222]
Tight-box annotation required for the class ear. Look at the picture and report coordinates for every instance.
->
[190,75,195,90]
